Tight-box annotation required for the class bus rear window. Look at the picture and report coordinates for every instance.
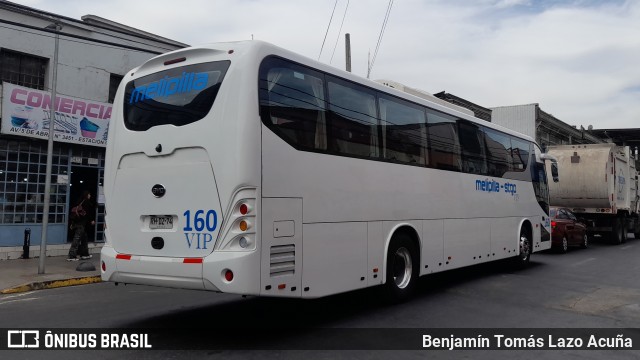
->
[123,61,230,131]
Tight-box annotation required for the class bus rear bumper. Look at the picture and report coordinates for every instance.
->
[100,246,209,290]
[100,246,260,295]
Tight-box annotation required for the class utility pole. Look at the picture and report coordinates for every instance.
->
[345,33,351,72]
[40,22,61,274]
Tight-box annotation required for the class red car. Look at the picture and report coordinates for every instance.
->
[550,207,588,253]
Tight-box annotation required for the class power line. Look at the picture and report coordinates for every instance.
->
[330,0,350,64]
[368,0,394,78]
[318,0,339,60]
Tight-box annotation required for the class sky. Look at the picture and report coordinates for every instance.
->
[14,0,640,129]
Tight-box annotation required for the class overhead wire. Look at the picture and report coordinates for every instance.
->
[368,0,394,78]
[318,0,339,60]
[330,0,350,64]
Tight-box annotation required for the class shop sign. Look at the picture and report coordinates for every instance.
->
[1,83,111,147]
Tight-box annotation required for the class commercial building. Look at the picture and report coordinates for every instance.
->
[0,0,186,254]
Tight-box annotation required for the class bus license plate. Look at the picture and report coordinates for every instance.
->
[150,215,173,229]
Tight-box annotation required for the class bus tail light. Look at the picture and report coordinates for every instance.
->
[239,220,250,232]
[224,269,234,282]
[216,188,257,251]
[239,237,250,248]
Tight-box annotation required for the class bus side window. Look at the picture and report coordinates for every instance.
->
[259,60,327,151]
[426,109,461,172]
[326,77,379,159]
[510,137,530,172]
[458,120,487,175]
[379,95,427,166]
[484,128,514,178]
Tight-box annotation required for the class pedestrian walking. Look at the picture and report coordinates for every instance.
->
[67,190,95,261]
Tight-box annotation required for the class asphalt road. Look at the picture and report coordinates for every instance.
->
[2,237,640,359]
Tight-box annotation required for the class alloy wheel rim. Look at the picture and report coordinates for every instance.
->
[393,247,413,289]
[520,235,530,260]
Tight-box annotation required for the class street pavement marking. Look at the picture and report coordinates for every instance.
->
[570,257,596,267]
[0,297,38,306]
[620,245,633,250]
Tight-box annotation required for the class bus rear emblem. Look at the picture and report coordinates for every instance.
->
[152,184,166,198]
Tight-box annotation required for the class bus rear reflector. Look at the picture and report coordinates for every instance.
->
[116,254,132,260]
[224,270,234,282]
[183,258,203,264]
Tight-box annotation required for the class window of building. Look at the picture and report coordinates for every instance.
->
[0,49,47,90]
[108,73,124,103]
[0,139,69,224]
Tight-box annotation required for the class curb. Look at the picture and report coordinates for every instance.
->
[0,276,102,295]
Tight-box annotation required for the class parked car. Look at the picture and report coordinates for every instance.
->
[550,207,588,253]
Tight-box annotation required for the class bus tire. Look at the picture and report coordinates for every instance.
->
[513,227,531,268]
[384,233,419,303]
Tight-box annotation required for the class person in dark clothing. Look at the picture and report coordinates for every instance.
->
[67,190,95,261]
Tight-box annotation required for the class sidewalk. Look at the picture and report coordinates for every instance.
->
[0,244,102,294]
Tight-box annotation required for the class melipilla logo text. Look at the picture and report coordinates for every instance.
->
[129,72,209,104]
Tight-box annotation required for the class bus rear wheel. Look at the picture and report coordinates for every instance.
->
[384,233,419,303]
[513,228,531,268]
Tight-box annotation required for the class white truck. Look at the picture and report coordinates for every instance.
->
[547,144,640,244]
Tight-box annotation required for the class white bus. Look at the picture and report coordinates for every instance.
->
[101,40,557,300]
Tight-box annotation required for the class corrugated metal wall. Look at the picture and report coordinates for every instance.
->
[491,104,537,139]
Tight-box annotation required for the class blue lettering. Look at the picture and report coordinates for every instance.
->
[193,73,208,90]
[165,78,180,96]
[146,83,159,99]
[129,72,209,104]
[201,233,213,250]
[475,179,516,195]
[129,86,146,104]
[183,208,218,249]
[185,233,196,248]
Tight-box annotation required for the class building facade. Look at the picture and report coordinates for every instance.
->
[0,1,186,248]
[491,103,603,149]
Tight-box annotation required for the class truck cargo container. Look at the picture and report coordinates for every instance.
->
[547,144,640,244]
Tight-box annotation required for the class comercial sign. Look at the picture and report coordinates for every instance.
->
[1,83,111,147]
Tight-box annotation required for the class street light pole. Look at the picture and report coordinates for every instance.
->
[39,22,61,274]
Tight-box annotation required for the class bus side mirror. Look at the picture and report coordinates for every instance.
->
[551,163,559,183]
[541,153,559,183]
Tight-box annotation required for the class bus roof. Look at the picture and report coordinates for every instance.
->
[139,40,536,144]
